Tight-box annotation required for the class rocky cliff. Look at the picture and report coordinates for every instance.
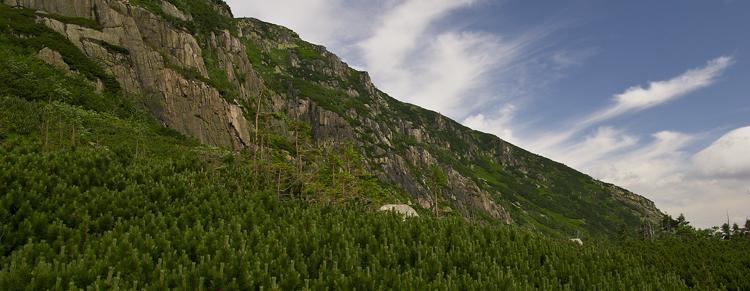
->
[4,0,664,237]
[5,0,253,149]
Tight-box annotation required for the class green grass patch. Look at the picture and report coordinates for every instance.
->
[37,13,103,30]
[0,4,121,94]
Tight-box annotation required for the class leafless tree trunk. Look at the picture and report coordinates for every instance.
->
[252,92,265,191]
[434,190,440,217]
[276,169,282,200]
[43,109,49,151]
[254,92,263,149]
[71,125,76,148]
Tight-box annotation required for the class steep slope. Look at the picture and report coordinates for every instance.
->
[236,18,663,237]
[1,0,663,238]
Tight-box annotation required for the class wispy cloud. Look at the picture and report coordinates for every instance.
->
[356,0,548,117]
[550,48,598,69]
[589,130,696,187]
[358,0,475,79]
[554,127,639,169]
[376,31,512,116]
[529,56,735,154]
[582,56,735,126]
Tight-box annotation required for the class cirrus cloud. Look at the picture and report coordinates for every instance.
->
[582,56,735,126]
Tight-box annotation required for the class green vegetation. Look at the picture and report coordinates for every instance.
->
[202,48,240,101]
[466,151,645,238]
[241,36,370,127]
[36,13,102,30]
[237,17,660,239]
[1,92,749,289]
[1,1,748,289]
[85,38,130,56]
[130,0,234,35]
[294,41,327,62]
[0,5,121,94]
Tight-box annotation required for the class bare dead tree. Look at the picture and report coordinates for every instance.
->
[71,124,76,148]
[251,91,265,191]
[254,92,263,150]
[276,168,282,200]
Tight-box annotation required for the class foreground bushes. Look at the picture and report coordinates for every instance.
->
[1,98,748,290]
[0,139,687,290]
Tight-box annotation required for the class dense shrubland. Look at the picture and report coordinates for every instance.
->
[0,97,748,289]
[0,2,749,290]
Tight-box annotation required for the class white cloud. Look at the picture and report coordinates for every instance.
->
[569,127,750,228]
[462,104,518,142]
[356,0,543,117]
[225,0,378,48]
[359,0,475,79]
[389,31,514,116]
[583,56,735,126]
[588,131,695,187]
[554,127,639,169]
[529,56,735,156]
[693,126,750,178]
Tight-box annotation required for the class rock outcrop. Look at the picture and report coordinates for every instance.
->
[4,0,96,18]
[161,1,191,21]
[37,47,105,92]
[37,47,69,71]
[11,0,252,149]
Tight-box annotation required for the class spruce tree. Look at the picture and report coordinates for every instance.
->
[428,165,448,216]
[721,223,732,239]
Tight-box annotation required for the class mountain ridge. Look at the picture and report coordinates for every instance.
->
[2,0,663,238]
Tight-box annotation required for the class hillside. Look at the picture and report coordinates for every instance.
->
[1,1,750,289]
[0,0,664,238]
[242,17,667,237]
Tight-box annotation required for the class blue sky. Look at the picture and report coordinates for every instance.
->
[226,0,749,227]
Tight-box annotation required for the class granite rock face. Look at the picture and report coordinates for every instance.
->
[161,1,190,21]
[11,0,251,149]
[37,47,105,92]
[37,47,69,71]
[4,0,97,18]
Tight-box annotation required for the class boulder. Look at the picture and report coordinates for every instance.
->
[37,47,69,71]
[379,204,419,218]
